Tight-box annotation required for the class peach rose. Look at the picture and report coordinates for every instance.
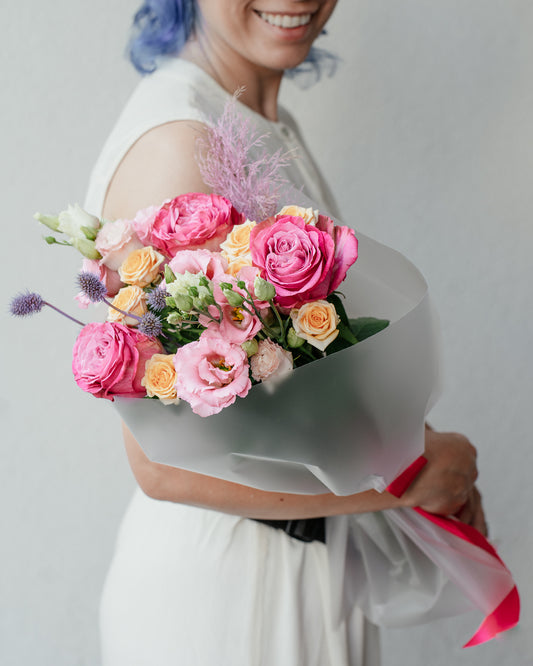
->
[141,354,179,405]
[290,300,340,351]
[277,205,319,226]
[108,285,147,326]
[118,246,165,288]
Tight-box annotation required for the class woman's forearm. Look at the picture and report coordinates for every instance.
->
[122,422,407,518]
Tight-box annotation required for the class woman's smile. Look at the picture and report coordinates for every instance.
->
[255,11,313,29]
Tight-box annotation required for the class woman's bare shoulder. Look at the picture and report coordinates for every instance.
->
[103,119,210,220]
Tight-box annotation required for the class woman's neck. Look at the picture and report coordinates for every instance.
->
[180,39,283,122]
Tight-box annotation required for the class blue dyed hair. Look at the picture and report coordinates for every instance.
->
[128,0,336,85]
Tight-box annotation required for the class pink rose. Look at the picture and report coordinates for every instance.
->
[134,193,244,257]
[173,331,251,416]
[250,214,358,309]
[250,339,293,384]
[72,322,163,400]
[75,258,123,308]
[95,219,144,271]
[167,249,228,282]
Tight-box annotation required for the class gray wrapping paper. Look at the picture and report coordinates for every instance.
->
[115,229,441,496]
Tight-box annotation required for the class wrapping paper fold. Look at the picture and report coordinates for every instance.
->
[115,227,519,646]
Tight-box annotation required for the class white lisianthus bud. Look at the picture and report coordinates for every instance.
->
[287,327,305,348]
[34,212,60,231]
[241,339,259,357]
[254,276,276,301]
[71,237,101,260]
[174,294,194,313]
[58,204,101,240]
[164,265,177,284]
[223,288,245,307]
[167,312,183,325]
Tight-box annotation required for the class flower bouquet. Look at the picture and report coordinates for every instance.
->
[11,98,518,647]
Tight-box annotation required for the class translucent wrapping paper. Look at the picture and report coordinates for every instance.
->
[115,229,441,496]
[115,226,518,644]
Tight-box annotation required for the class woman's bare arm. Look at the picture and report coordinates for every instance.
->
[123,422,482,523]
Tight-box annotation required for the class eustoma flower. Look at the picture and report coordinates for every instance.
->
[173,331,251,416]
[249,212,358,309]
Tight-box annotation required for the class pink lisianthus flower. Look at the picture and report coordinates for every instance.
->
[75,258,123,308]
[249,214,358,309]
[72,322,163,400]
[95,219,144,271]
[134,193,244,258]
[173,331,251,416]
[202,301,263,345]
[167,249,229,282]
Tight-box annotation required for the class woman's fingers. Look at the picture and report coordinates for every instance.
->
[457,487,488,536]
[401,430,479,515]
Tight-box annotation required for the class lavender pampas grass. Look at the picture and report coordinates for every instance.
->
[196,93,294,222]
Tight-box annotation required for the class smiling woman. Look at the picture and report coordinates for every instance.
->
[78,1,488,665]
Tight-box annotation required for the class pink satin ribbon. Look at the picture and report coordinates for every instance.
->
[387,456,520,647]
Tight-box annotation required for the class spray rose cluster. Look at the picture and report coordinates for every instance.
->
[13,194,389,416]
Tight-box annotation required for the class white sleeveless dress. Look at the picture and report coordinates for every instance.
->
[85,57,380,666]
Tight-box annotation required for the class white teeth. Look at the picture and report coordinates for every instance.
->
[259,12,312,28]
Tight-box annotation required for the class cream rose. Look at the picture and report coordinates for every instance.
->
[220,220,255,262]
[108,285,147,326]
[141,354,180,405]
[290,300,340,351]
[226,255,254,277]
[250,338,293,384]
[277,205,319,226]
[118,246,165,287]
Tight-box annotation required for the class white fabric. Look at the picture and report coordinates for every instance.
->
[86,57,379,666]
[101,489,379,666]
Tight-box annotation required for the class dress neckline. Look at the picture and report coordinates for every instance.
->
[156,56,285,130]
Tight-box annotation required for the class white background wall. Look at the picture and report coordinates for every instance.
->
[1,1,531,664]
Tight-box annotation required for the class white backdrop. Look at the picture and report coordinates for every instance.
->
[1,1,531,664]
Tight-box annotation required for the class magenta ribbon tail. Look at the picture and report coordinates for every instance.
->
[387,455,520,647]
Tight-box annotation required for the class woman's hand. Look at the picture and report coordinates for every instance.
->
[400,428,487,534]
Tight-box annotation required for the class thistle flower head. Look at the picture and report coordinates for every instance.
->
[10,291,45,317]
[138,312,163,338]
[146,287,167,312]
[76,271,107,303]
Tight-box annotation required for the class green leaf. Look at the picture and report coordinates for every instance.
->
[348,317,389,341]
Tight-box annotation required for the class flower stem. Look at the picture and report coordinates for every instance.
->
[44,301,85,326]
[268,300,285,342]
[104,298,143,323]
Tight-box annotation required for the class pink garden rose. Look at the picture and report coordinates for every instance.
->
[75,258,123,308]
[95,219,144,271]
[173,331,251,416]
[134,193,244,258]
[72,322,163,400]
[249,214,358,309]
